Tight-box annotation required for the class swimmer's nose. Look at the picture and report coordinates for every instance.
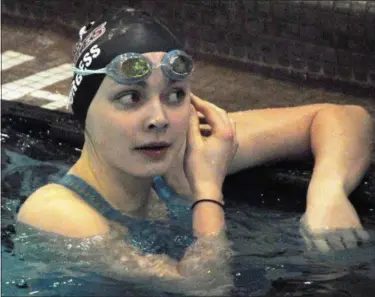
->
[145,101,169,131]
[146,117,169,131]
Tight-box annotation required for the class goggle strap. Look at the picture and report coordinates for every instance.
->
[72,67,107,76]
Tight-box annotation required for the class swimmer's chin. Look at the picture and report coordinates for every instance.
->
[130,165,173,178]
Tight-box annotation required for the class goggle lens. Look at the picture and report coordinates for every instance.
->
[170,55,193,75]
[120,57,151,79]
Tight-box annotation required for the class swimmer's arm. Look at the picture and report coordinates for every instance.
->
[227,104,373,231]
[14,220,181,280]
[17,185,231,288]
[166,103,372,201]
[227,104,372,192]
[15,220,230,295]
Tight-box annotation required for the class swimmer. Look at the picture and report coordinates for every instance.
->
[17,6,373,292]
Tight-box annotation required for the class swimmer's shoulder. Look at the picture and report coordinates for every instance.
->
[17,183,110,238]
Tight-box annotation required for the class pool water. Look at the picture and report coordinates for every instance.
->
[2,117,375,296]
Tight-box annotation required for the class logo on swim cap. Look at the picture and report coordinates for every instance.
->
[79,21,96,41]
[73,22,107,64]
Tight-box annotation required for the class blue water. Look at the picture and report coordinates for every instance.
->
[2,126,375,296]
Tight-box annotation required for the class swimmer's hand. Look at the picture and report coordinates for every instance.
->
[183,94,238,199]
[300,185,371,252]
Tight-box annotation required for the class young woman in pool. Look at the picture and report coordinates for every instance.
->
[17,7,373,290]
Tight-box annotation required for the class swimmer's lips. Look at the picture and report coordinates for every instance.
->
[134,142,171,150]
[134,142,171,159]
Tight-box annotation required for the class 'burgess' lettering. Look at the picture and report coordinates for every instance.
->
[68,44,101,105]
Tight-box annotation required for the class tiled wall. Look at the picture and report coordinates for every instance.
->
[3,0,375,88]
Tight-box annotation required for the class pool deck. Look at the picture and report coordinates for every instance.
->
[2,19,375,163]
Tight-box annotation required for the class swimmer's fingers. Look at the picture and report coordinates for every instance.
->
[310,238,333,253]
[299,215,313,248]
[199,124,212,137]
[309,229,371,251]
[300,224,332,252]
[198,117,234,139]
[230,118,238,156]
[197,108,210,136]
[300,216,372,252]
[190,93,230,136]
[191,93,231,132]
[197,112,207,124]
[300,230,315,251]
[323,233,347,250]
[187,105,204,148]
[299,215,335,252]
[337,230,362,249]
[335,228,371,249]
[353,228,371,242]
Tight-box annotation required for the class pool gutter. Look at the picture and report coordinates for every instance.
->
[2,100,374,213]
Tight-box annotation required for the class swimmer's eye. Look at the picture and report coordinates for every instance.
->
[115,91,141,106]
[167,89,186,104]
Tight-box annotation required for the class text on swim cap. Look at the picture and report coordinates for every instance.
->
[68,44,101,105]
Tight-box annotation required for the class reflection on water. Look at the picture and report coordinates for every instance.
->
[1,134,375,296]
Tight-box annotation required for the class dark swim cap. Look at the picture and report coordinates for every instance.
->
[69,7,183,127]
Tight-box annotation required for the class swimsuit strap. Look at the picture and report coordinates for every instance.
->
[56,174,191,224]
[152,176,178,203]
[56,174,135,225]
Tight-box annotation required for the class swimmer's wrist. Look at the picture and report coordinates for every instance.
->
[306,176,347,208]
[192,194,226,237]
[191,199,225,211]
[194,189,224,204]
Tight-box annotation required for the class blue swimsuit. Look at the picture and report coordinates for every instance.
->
[56,175,195,260]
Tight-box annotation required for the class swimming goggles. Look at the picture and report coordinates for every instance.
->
[72,50,194,84]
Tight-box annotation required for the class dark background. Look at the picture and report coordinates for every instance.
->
[2,0,375,89]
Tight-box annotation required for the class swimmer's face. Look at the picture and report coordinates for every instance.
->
[85,52,191,177]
